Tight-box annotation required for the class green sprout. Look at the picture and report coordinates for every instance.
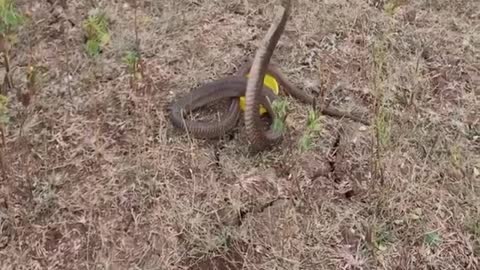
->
[271,98,289,133]
[83,9,110,57]
[298,109,322,152]
[0,0,24,35]
[0,94,9,125]
[123,50,142,78]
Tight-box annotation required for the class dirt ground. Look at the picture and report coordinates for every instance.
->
[0,0,479,269]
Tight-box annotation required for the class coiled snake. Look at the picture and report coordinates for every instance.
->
[169,0,369,152]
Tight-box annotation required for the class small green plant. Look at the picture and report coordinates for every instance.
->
[370,34,392,185]
[123,50,140,74]
[375,106,392,147]
[83,9,110,57]
[0,0,24,93]
[0,94,8,125]
[364,223,394,254]
[374,226,393,251]
[0,0,24,35]
[298,109,322,152]
[122,49,145,91]
[271,98,289,133]
[424,231,442,247]
[383,0,408,16]
[123,49,142,79]
[18,64,46,136]
[17,64,40,107]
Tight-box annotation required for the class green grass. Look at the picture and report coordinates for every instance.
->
[0,94,8,125]
[83,9,110,57]
[298,109,322,152]
[122,49,143,83]
[373,224,394,251]
[123,50,140,73]
[424,231,442,247]
[370,23,394,184]
[271,98,289,134]
[383,0,408,16]
[0,0,24,35]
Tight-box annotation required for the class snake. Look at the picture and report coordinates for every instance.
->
[244,0,291,152]
[169,0,369,151]
[169,75,279,139]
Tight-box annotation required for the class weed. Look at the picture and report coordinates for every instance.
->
[83,8,110,57]
[365,223,394,252]
[0,0,24,34]
[123,50,141,76]
[370,27,392,185]
[0,0,24,93]
[298,108,322,152]
[424,231,442,247]
[271,98,289,134]
[123,49,145,92]
[0,94,8,126]
[123,0,149,93]
[374,226,393,251]
[383,0,408,16]
[17,64,40,108]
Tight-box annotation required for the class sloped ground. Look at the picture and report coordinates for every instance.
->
[0,0,479,269]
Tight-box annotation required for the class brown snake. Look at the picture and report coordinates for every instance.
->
[169,75,279,139]
[244,0,291,152]
[169,0,369,151]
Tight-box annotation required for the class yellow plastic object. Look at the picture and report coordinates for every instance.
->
[239,73,279,114]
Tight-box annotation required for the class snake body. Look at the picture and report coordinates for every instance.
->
[169,76,279,139]
[169,0,369,151]
[244,0,291,152]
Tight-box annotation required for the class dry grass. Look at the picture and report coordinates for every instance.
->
[0,0,479,269]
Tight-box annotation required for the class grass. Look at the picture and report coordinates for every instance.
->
[0,94,7,125]
[0,0,23,35]
[0,0,479,269]
[83,8,110,57]
[298,108,322,152]
[424,231,442,248]
[123,50,141,76]
[271,98,289,134]
[0,0,23,93]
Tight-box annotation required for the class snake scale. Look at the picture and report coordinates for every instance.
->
[169,0,369,152]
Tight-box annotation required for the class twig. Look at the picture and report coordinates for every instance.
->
[2,52,13,91]
[0,126,6,181]
[0,34,13,94]
[134,0,139,51]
